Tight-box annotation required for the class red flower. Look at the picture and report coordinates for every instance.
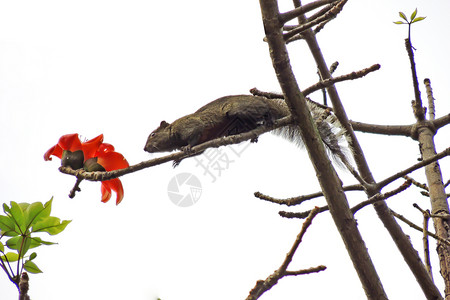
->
[44,134,129,205]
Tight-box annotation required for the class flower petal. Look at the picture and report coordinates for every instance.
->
[96,143,115,155]
[81,134,104,161]
[44,144,63,161]
[101,182,112,203]
[101,179,124,205]
[58,134,82,152]
[97,152,129,171]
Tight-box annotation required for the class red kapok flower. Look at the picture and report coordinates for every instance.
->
[44,134,129,205]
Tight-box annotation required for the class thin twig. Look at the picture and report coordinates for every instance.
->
[351,180,412,214]
[279,0,339,24]
[404,175,428,191]
[250,63,380,104]
[302,64,381,97]
[255,184,363,206]
[391,209,450,247]
[247,207,322,300]
[376,147,450,190]
[278,180,411,219]
[283,0,346,42]
[414,204,433,280]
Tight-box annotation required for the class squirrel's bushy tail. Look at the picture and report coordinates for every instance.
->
[270,99,354,170]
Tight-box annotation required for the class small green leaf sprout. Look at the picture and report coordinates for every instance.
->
[394,8,426,46]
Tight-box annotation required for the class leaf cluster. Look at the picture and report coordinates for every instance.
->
[394,8,426,25]
[0,198,70,288]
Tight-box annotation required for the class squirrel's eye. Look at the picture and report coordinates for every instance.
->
[151,132,156,137]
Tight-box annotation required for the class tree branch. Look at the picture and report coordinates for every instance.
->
[424,78,436,121]
[247,207,322,300]
[59,116,292,181]
[391,209,450,247]
[414,204,434,280]
[283,0,346,42]
[405,38,425,120]
[279,0,339,24]
[254,184,363,206]
[259,0,387,297]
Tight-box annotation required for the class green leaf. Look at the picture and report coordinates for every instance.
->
[24,202,44,227]
[393,21,406,25]
[412,16,426,23]
[410,8,417,20]
[18,203,30,212]
[33,217,71,235]
[29,237,56,248]
[29,252,37,261]
[399,11,408,21]
[24,199,53,229]
[1,252,19,262]
[9,202,26,233]
[3,203,11,214]
[0,242,4,253]
[24,260,42,274]
[5,236,22,250]
[6,236,31,256]
[0,215,16,233]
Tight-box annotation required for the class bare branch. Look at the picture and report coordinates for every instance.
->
[424,78,436,120]
[404,175,429,191]
[405,38,425,120]
[283,0,347,42]
[251,63,381,103]
[59,116,292,182]
[254,184,363,206]
[284,265,327,276]
[376,147,450,190]
[247,207,321,300]
[413,204,434,280]
[279,0,340,24]
[391,209,450,247]
[279,179,412,219]
[302,64,381,96]
[351,180,412,214]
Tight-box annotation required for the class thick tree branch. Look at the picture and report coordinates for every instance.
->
[259,0,388,297]
[291,2,441,297]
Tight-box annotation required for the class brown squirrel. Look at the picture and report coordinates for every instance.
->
[144,94,352,168]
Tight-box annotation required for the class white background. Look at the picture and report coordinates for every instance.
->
[1,0,450,299]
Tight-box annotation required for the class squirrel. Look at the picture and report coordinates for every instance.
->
[144,94,353,169]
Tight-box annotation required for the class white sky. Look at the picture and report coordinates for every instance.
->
[1,0,450,299]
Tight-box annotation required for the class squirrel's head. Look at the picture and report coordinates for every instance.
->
[144,120,177,153]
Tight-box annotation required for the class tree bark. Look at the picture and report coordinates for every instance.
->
[259,0,388,298]
[417,124,450,299]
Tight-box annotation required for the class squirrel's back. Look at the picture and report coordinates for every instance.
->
[144,94,352,169]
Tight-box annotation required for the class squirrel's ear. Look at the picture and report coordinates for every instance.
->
[160,121,169,128]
